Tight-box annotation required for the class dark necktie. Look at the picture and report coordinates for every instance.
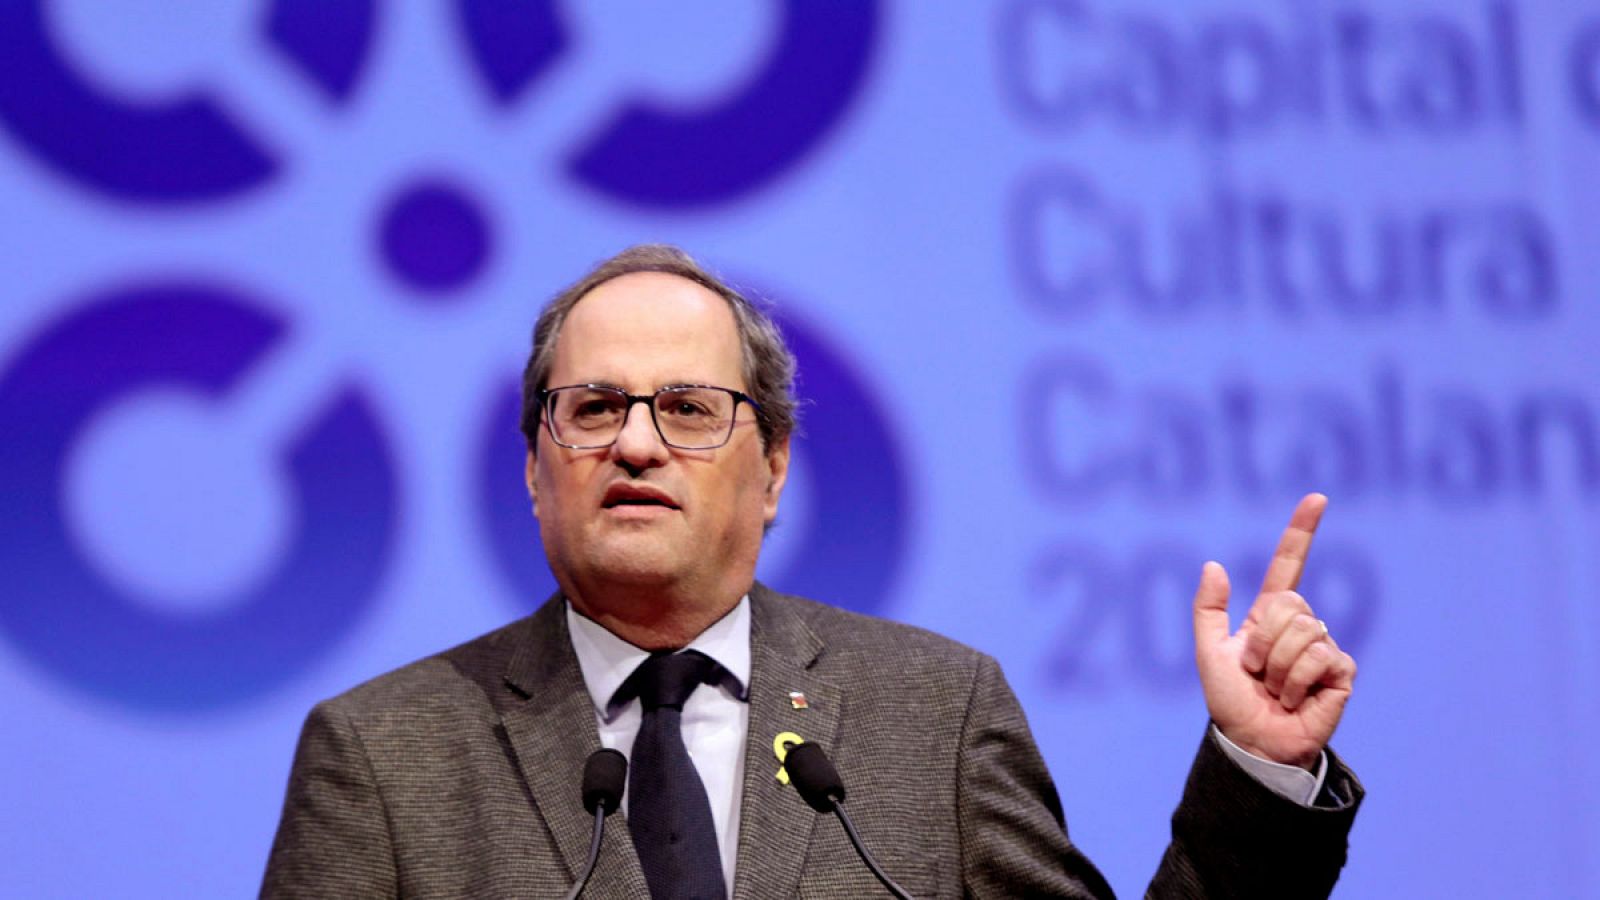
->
[618,651,727,900]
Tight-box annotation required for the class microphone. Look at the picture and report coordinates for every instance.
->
[784,742,918,900]
[561,748,627,900]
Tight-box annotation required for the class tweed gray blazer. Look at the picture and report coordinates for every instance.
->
[262,584,1361,898]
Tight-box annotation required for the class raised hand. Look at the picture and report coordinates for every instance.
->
[1191,493,1357,769]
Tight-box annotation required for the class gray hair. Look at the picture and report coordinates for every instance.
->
[520,244,798,454]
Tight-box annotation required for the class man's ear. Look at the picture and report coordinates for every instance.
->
[762,435,791,524]
[524,449,540,518]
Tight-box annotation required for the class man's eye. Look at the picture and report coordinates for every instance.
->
[658,390,717,417]
[573,399,618,418]
[670,401,711,417]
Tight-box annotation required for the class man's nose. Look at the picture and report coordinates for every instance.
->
[610,400,670,468]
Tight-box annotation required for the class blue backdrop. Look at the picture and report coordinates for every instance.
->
[2,1,1596,896]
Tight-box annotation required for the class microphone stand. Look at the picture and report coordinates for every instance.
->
[559,804,610,900]
[563,748,625,900]
[827,797,917,900]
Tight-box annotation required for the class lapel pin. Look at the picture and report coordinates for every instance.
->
[788,691,809,709]
[773,731,803,785]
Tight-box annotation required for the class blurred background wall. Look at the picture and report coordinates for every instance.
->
[2,1,1596,895]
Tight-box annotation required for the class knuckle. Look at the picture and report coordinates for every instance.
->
[1289,613,1320,635]
[1267,658,1293,681]
[1258,598,1291,629]
[1263,591,1310,620]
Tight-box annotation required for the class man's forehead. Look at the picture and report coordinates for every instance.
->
[548,271,744,385]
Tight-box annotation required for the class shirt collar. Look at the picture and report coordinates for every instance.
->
[566,595,752,722]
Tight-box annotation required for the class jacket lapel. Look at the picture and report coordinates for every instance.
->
[731,585,843,900]
[500,597,651,898]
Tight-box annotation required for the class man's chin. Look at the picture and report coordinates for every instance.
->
[581,535,686,586]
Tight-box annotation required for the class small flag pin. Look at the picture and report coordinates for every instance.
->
[788,691,809,709]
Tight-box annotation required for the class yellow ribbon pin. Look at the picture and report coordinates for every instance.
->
[773,731,803,785]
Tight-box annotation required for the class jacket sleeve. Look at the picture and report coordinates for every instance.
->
[956,655,1364,899]
[1144,731,1363,899]
[260,702,399,899]
[956,654,1117,898]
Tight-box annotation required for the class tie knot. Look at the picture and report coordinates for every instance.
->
[621,651,719,712]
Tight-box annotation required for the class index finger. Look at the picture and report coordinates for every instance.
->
[1260,493,1328,594]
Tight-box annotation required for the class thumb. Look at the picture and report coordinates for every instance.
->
[1191,561,1232,651]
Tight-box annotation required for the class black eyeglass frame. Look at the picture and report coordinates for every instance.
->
[537,383,763,450]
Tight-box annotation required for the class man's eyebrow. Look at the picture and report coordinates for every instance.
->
[565,380,721,391]
[553,379,624,390]
[552,379,734,394]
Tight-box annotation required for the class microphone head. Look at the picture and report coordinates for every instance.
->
[785,742,846,812]
[581,748,627,815]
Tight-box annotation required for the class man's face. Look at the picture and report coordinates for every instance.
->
[526,272,789,603]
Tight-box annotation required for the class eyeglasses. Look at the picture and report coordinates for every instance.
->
[538,384,762,450]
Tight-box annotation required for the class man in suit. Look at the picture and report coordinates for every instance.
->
[262,245,1362,898]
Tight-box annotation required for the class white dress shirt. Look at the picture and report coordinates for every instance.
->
[565,595,1331,891]
[566,598,751,889]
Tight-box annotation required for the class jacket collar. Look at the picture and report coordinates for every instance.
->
[501,595,651,898]
[730,584,844,900]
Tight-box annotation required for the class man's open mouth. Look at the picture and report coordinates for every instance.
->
[601,485,680,509]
